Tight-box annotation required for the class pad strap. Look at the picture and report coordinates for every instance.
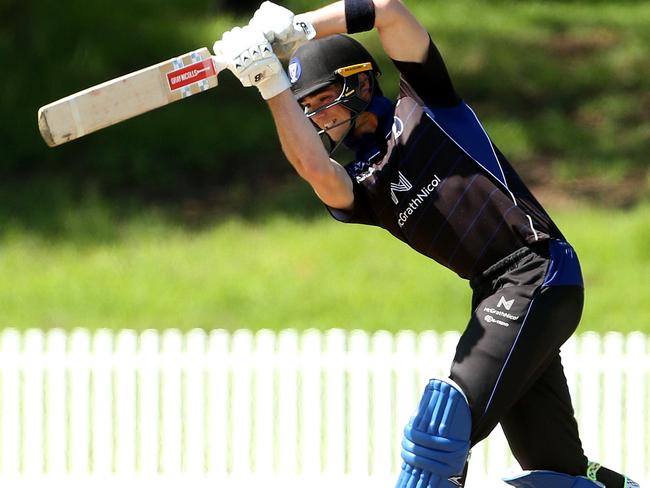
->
[345,0,376,34]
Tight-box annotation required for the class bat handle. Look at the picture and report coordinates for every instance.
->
[212,56,229,74]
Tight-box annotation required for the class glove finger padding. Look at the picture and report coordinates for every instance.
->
[248,1,315,60]
[213,25,290,99]
[249,1,295,44]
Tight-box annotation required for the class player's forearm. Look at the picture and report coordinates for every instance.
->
[301,0,429,63]
[300,1,346,38]
[266,91,354,209]
[266,90,331,179]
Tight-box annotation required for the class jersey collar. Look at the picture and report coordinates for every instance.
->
[343,95,395,164]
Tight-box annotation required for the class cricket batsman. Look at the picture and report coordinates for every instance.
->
[214,1,640,486]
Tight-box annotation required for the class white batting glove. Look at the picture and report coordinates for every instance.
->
[248,1,316,60]
[213,26,290,100]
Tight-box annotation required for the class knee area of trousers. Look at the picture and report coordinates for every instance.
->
[396,378,471,488]
[503,470,605,488]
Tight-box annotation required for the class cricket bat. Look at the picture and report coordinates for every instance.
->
[38,47,226,147]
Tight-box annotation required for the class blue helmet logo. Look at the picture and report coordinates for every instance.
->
[288,57,302,83]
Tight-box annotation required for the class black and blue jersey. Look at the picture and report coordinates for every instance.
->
[329,39,567,280]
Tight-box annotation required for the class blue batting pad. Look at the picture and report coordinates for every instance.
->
[503,471,604,488]
[396,378,471,488]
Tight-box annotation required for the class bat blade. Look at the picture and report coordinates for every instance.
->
[38,47,223,147]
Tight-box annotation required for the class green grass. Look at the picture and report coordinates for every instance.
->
[1,203,648,333]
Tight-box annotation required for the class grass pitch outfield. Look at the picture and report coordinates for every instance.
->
[0,203,648,333]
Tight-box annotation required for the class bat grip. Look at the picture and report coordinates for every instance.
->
[212,56,229,74]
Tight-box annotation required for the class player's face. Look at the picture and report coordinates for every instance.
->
[300,84,353,141]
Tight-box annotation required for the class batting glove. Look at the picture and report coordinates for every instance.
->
[248,1,316,60]
[213,26,290,100]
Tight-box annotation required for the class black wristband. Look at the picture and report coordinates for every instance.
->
[345,0,376,34]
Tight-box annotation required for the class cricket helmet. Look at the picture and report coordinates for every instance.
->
[287,34,381,115]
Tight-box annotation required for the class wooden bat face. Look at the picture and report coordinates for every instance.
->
[38,48,224,147]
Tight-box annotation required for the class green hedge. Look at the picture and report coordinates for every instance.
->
[2,0,649,199]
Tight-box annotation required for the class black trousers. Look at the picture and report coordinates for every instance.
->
[449,243,588,475]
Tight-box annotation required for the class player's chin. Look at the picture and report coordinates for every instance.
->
[324,120,351,142]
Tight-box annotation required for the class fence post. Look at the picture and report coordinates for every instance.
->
[91,329,113,475]
[0,329,20,476]
[138,329,160,475]
[23,329,45,475]
[161,329,183,475]
[394,330,417,473]
[624,331,647,476]
[578,332,602,459]
[300,329,322,475]
[231,329,254,476]
[114,329,137,475]
[207,329,229,476]
[253,329,275,475]
[603,332,624,468]
[45,329,66,475]
[415,330,438,387]
[349,329,369,477]
[185,329,207,475]
[370,330,393,476]
[69,328,91,474]
[277,329,298,476]
[323,329,345,476]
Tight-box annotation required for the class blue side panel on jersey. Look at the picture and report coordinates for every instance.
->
[503,470,603,487]
[424,103,507,188]
[542,240,584,288]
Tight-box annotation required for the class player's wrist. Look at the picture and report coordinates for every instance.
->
[345,0,376,34]
[292,14,316,43]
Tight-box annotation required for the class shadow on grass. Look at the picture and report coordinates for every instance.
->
[4,164,647,247]
[0,172,326,245]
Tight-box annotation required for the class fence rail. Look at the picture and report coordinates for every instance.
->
[0,328,648,487]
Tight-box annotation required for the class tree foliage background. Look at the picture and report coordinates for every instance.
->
[1,0,649,230]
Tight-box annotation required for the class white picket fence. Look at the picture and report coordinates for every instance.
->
[0,328,648,488]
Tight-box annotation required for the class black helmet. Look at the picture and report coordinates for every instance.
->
[287,35,381,153]
[288,35,380,111]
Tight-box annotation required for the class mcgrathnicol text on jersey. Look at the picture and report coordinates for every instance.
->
[396,174,442,228]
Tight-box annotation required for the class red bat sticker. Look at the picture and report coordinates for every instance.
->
[166,59,217,91]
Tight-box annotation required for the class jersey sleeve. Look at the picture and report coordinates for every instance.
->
[392,37,461,108]
[325,176,378,226]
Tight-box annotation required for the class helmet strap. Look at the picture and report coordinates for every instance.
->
[339,72,374,114]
